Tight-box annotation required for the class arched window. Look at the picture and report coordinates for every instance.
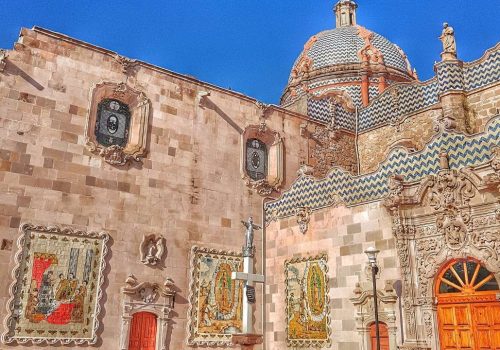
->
[437,259,499,294]
[246,138,267,181]
[95,98,131,147]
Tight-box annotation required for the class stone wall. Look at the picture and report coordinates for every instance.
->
[265,202,400,350]
[0,27,307,349]
[466,83,500,132]
[357,109,440,173]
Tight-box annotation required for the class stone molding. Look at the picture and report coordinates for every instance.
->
[120,275,175,350]
[84,81,151,166]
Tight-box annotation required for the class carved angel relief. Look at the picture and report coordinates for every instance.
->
[140,234,165,266]
[122,274,175,304]
[85,82,151,166]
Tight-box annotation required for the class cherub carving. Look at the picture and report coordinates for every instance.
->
[140,234,165,266]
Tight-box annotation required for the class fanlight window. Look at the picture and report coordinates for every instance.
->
[95,98,131,147]
[438,260,499,294]
[246,138,267,181]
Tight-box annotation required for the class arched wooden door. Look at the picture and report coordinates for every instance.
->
[370,322,389,350]
[436,259,500,350]
[128,312,157,350]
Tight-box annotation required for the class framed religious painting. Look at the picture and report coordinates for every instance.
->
[2,224,109,345]
[285,253,331,348]
[84,81,151,166]
[186,246,244,346]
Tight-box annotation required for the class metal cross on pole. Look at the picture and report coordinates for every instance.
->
[232,217,265,335]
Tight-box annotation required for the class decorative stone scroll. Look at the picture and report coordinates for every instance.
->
[85,81,151,166]
[241,124,284,196]
[382,149,500,349]
[186,246,244,346]
[2,224,109,345]
[120,275,175,350]
[284,253,331,348]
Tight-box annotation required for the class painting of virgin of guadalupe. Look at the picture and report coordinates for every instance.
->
[2,224,109,345]
[285,253,331,348]
[187,246,244,346]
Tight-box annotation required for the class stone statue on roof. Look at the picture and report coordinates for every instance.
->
[439,22,457,60]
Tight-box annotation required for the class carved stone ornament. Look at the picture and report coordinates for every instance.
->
[485,146,500,190]
[0,49,7,72]
[241,124,284,196]
[140,234,165,266]
[120,275,175,350]
[295,206,312,234]
[382,150,500,349]
[84,81,151,166]
[114,54,139,76]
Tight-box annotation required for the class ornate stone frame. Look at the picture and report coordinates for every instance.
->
[119,275,175,350]
[186,246,243,347]
[241,124,284,196]
[85,81,151,165]
[284,253,331,348]
[383,148,500,349]
[1,223,109,345]
[350,284,398,350]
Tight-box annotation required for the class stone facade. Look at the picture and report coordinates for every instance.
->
[0,1,499,350]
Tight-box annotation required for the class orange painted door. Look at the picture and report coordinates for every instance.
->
[471,303,500,350]
[370,323,389,350]
[128,312,157,350]
[438,304,475,350]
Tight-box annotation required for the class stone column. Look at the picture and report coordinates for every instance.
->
[361,74,370,106]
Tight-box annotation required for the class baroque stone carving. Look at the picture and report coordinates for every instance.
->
[114,54,139,76]
[485,146,500,190]
[295,207,312,234]
[85,81,151,166]
[120,275,175,350]
[241,124,284,196]
[0,49,7,72]
[383,152,500,349]
[140,234,165,266]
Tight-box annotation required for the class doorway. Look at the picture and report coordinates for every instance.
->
[436,258,500,350]
[128,312,157,350]
[369,322,389,350]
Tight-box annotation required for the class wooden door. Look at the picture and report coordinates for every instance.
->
[436,259,500,350]
[129,312,157,350]
[370,322,389,350]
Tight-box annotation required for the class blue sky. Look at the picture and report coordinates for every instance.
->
[0,1,498,104]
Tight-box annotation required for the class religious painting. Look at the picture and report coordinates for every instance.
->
[95,98,131,147]
[2,224,109,345]
[285,253,331,348]
[187,246,244,346]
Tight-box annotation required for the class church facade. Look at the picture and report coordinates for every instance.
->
[0,1,498,350]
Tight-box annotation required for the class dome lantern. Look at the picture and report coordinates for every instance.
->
[334,0,357,27]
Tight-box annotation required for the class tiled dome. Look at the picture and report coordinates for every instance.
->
[289,26,411,82]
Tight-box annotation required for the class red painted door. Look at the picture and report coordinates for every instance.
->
[370,322,390,350]
[128,312,157,350]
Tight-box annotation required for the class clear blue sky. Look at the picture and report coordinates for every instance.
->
[1,1,498,104]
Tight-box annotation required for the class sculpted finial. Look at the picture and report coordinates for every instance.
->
[439,22,457,60]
